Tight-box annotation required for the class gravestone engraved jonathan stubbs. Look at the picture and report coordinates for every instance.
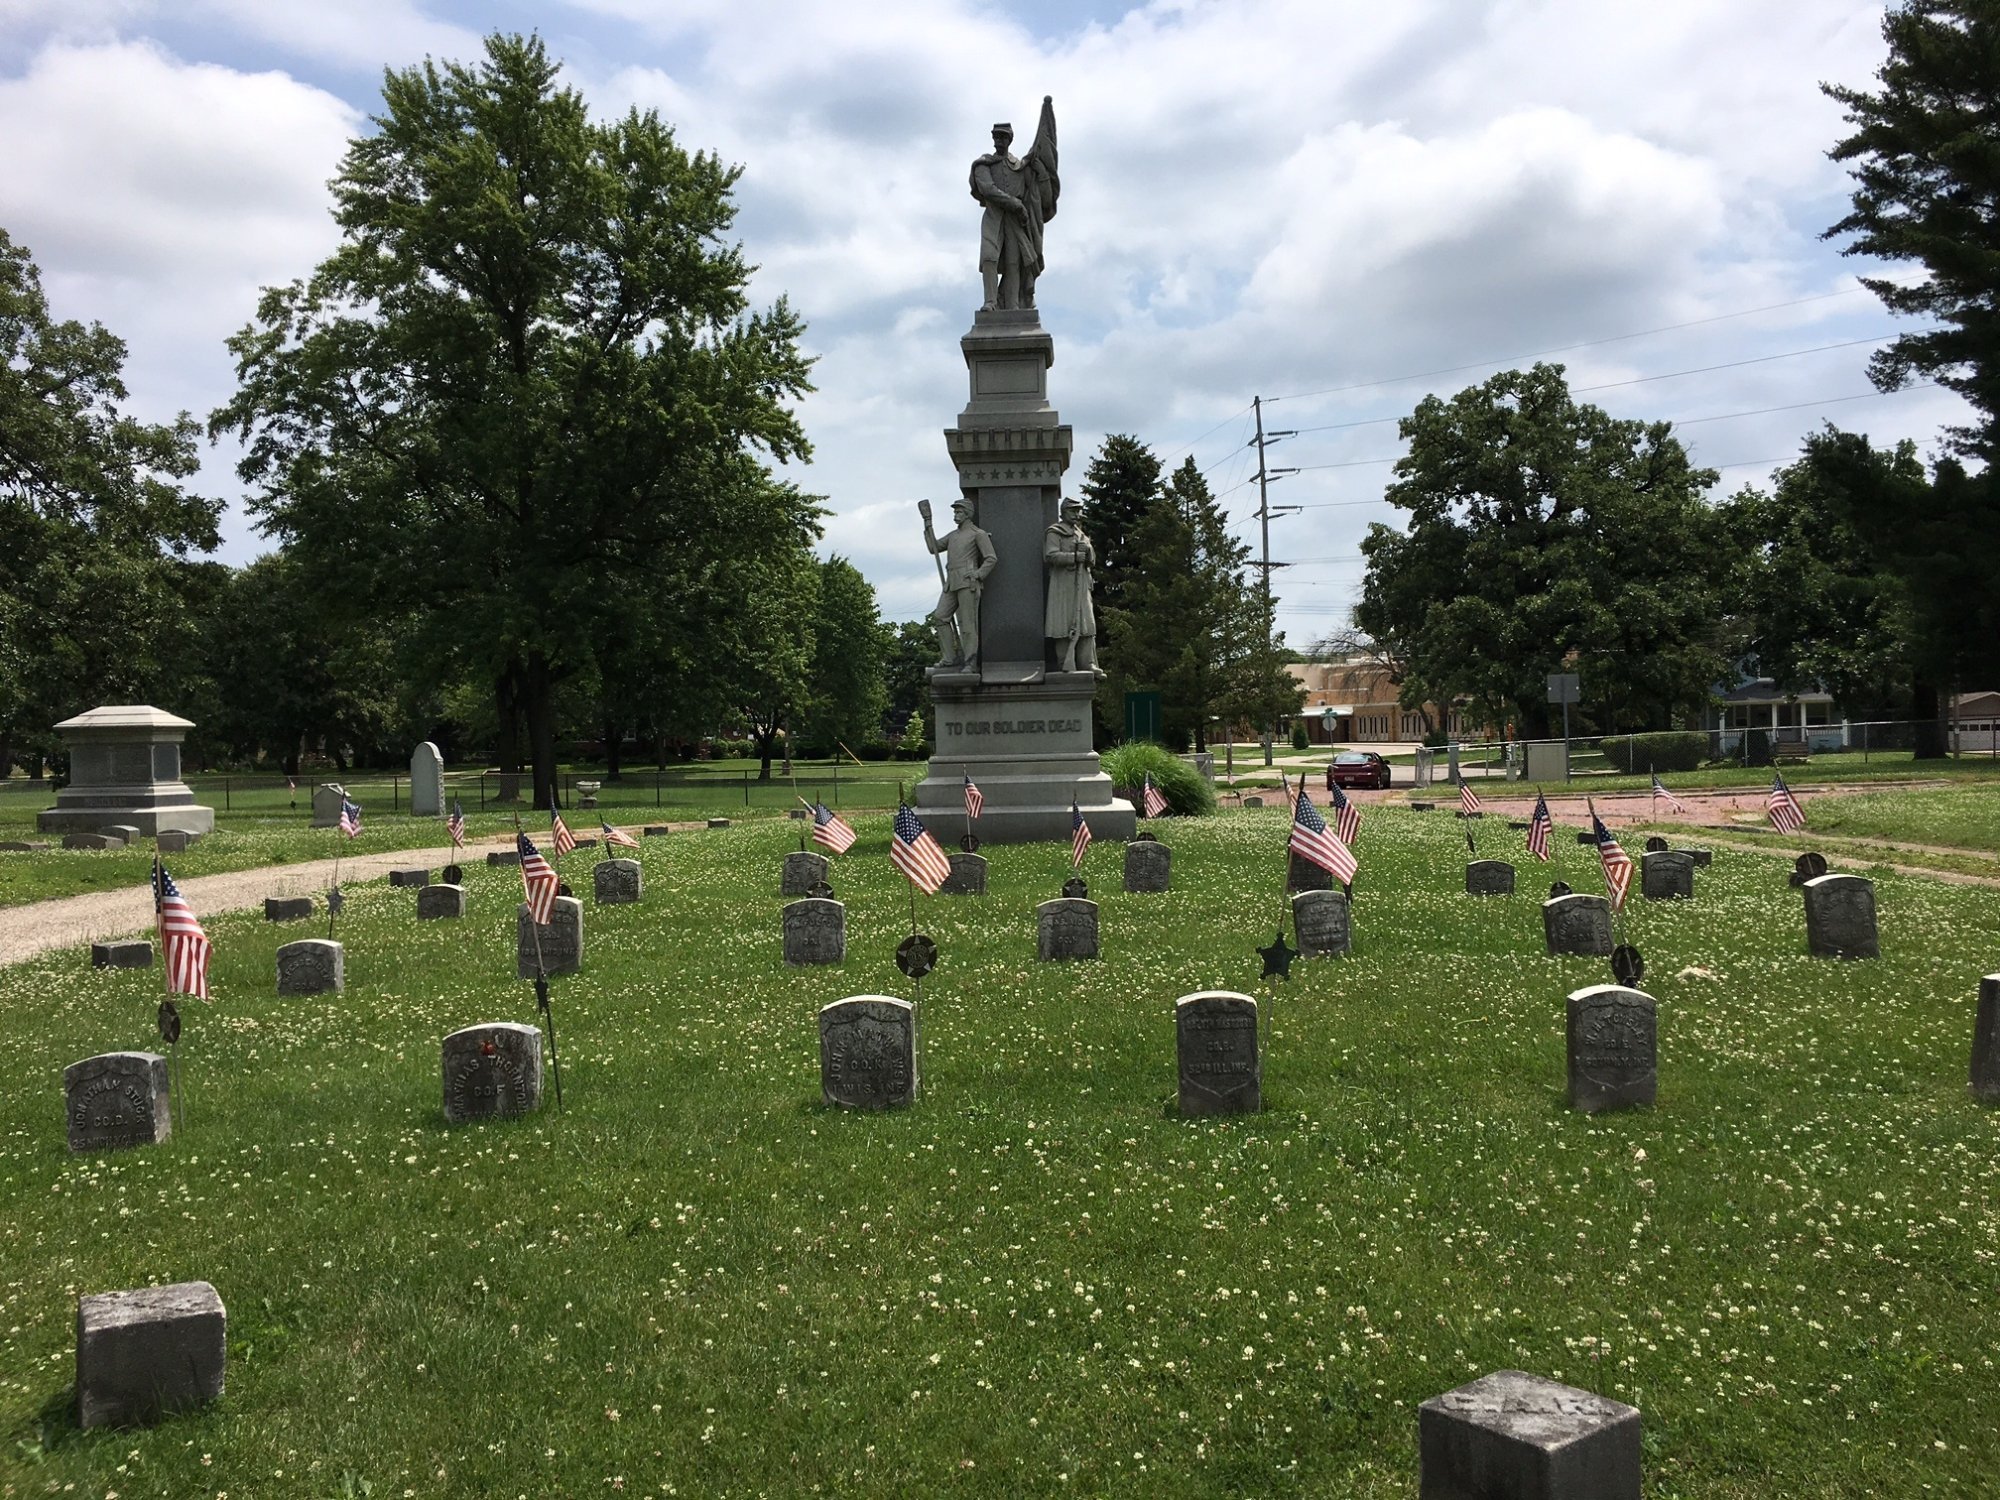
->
[783,897,847,965]
[416,884,466,920]
[75,1281,226,1430]
[781,851,830,897]
[264,895,312,922]
[1123,840,1172,893]
[516,897,583,978]
[941,851,988,895]
[1972,974,2000,1104]
[1036,897,1099,960]
[440,1022,543,1124]
[1640,849,1695,901]
[64,1052,171,1152]
[1291,888,1351,958]
[594,858,643,905]
[276,938,344,996]
[1419,1368,1641,1500]
[819,995,918,1109]
[1464,859,1516,896]
[1542,893,1613,957]
[409,740,444,817]
[1176,991,1260,1116]
[1566,985,1657,1113]
[90,940,153,969]
[1803,872,1879,959]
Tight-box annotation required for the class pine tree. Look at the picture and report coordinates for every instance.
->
[1076,434,1162,618]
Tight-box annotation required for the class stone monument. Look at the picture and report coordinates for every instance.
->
[276,939,344,996]
[1176,991,1260,1116]
[1123,840,1171,893]
[410,741,444,817]
[517,897,583,978]
[1036,896,1099,960]
[819,996,919,1109]
[416,884,466,920]
[1803,873,1879,959]
[1292,888,1351,957]
[75,1282,226,1430]
[781,851,831,897]
[1566,984,1657,1112]
[1543,893,1613,957]
[782,897,847,965]
[37,706,215,836]
[64,1053,171,1152]
[1418,1369,1641,1499]
[594,858,643,905]
[440,1022,543,1123]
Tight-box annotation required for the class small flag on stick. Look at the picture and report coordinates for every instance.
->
[810,801,857,853]
[338,798,362,838]
[1459,780,1483,817]
[963,772,985,822]
[1326,779,1361,844]
[1651,773,1687,813]
[154,863,212,1001]
[517,832,559,923]
[1289,787,1358,885]
[550,809,578,860]
[1141,772,1168,820]
[1526,792,1553,862]
[1070,799,1093,869]
[890,804,951,894]
[448,800,467,849]
[1767,772,1806,833]
[600,821,640,850]
[1590,802,1633,911]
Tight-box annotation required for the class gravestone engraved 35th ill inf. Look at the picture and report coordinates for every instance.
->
[1566,984,1658,1113]
[781,851,830,898]
[1291,888,1351,957]
[1176,992,1260,1116]
[516,897,583,978]
[64,1053,171,1152]
[416,884,466,920]
[1036,897,1099,960]
[819,996,919,1109]
[440,1022,543,1124]
[1123,840,1172,893]
[594,858,643,905]
[1464,859,1516,896]
[1640,849,1696,901]
[1543,893,1613,957]
[276,939,344,996]
[1419,1368,1641,1500]
[783,897,847,965]
[1803,872,1879,959]
[941,851,988,895]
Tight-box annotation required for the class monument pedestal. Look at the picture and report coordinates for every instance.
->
[37,705,215,837]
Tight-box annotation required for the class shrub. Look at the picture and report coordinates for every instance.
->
[1290,719,1311,751]
[1100,741,1217,817]
[1595,731,1708,774]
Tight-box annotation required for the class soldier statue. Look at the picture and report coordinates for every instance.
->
[921,497,998,668]
[970,98,1059,312]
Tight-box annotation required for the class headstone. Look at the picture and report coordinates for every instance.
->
[594,857,643,905]
[1409,801,1435,811]
[1123,840,1172,894]
[644,825,670,837]
[64,1053,171,1153]
[1686,847,1713,869]
[1542,893,1613,957]
[1036,897,1100,961]
[707,817,731,829]
[311,783,347,828]
[818,995,918,1110]
[409,741,444,817]
[0,839,53,851]
[781,850,831,897]
[1566,984,1658,1112]
[75,1281,226,1430]
[416,884,467,920]
[782,897,847,965]
[36,705,215,837]
[1287,852,1334,893]
[1176,991,1260,1116]
[1419,1369,1641,1500]
[264,895,313,921]
[440,1022,543,1124]
[104,824,142,843]
[486,848,521,867]
[1241,795,1264,809]
[276,938,344,996]
[63,832,124,850]
[89,940,153,969]
[1789,851,1829,888]
[388,868,430,888]
[1640,849,1695,901]
[940,851,988,895]
[516,897,583,978]
[1972,974,2000,1104]
[1464,859,1516,896]
[155,830,192,853]
[1803,873,1879,959]
[1291,888,1352,957]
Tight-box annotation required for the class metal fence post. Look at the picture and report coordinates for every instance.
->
[743,770,751,806]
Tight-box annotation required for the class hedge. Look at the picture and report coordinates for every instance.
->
[1100,741,1218,817]
[1595,731,1708,774]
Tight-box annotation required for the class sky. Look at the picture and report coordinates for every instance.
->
[0,0,1961,651]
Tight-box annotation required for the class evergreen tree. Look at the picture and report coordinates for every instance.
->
[1077,433,1162,618]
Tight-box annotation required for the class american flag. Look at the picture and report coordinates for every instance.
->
[1591,806,1633,911]
[1459,780,1483,816]
[890,804,951,894]
[1070,799,1093,868]
[1326,779,1361,844]
[1290,788,1358,885]
[811,801,858,854]
[1526,792,1554,862]
[963,772,985,821]
[517,832,559,924]
[153,862,211,1001]
[448,800,466,849]
[1768,772,1806,833]
[550,809,577,859]
[1651,774,1687,813]
[600,821,640,850]
[1141,772,1168,820]
[338,798,362,838]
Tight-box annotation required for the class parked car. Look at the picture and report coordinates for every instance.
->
[1328,750,1392,790]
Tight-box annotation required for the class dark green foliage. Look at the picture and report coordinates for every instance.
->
[1076,433,1161,619]
[796,557,888,756]
[1290,718,1311,751]
[1596,732,1708,774]
[1099,740,1217,816]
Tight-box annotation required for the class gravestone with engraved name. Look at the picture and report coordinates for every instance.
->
[783,897,846,965]
[516,897,583,978]
[819,995,918,1109]
[90,940,152,969]
[440,1022,543,1124]
[75,1281,226,1431]
[409,741,444,817]
[1803,873,1879,959]
[1567,984,1657,1112]
[941,851,988,895]
[1291,888,1351,958]
[1464,859,1516,896]
[1419,1368,1641,1500]
[1123,840,1172,893]
[1973,974,2000,1104]
[276,938,344,996]
[416,884,466,920]
[594,858,643,905]
[1543,893,1613,957]
[311,783,346,828]
[264,895,312,921]
[782,851,830,897]
[1640,849,1695,901]
[1036,896,1099,960]
[64,1052,171,1152]
[1287,852,1334,893]
[1176,991,1260,1116]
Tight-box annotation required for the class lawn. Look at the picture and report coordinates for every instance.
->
[1,810,1996,1496]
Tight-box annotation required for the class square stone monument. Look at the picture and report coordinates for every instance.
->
[75,1281,226,1430]
[1566,985,1657,1112]
[1176,992,1260,1116]
[819,995,919,1109]
[1418,1369,1640,1500]
[409,741,444,817]
[37,706,214,836]
[441,1022,543,1123]
[64,1052,171,1152]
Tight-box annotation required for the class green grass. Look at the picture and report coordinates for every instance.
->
[1800,783,2000,853]
[3,813,1998,1496]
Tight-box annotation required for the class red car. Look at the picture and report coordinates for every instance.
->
[1328,750,1392,791]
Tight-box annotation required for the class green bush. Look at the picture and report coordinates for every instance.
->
[1289,719,1311,751]
[1595,731,1708,773]
[1100,741,1217,817]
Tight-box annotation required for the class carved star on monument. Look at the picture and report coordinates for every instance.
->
[1258,928,1299,981]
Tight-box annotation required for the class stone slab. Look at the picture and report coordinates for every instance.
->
[409,741,444,818]
[64,1052,171,1153]
[1542,894,1613,957]
[594,857,643,905]
[1419,1368,1640,1500]
[783,897,847,965]
[819,995,918,1109]
[1036,897,1099,960]
[441,1021,543,1123]
[781,850,831,898]
[1640,849,1695,901]
[1567,985,1657,1113]
[1176,991,1260,1116]
[1123,840,1172,893]
[388,868,430,888]
[416,883,466,920]
[154,830,193,853]
[707,818,732,829]
[264,895,313,921]
[76,1281,226,1430]
[516,896,583,978]
[1803,873,1879,959]
[1465,859,1516,896]
[0,839,53,851]
[644,825,671,837]
[486,849,521,866]
[1292,888,1351,958]
[90,940,153,970]
[940,851,988,895]
[104,824,142,843]
[64,832,125,850]
[276,938,344,996]
[1973,974,2000,1104]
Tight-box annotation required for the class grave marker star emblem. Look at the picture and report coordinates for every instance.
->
[1258,928,1298,981]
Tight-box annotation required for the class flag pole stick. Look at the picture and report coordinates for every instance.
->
[153,858,184,1134]
[512,814,563,1112]
[790,761,807,852]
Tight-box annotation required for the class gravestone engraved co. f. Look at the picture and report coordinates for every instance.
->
[1464,859,1516,896]
[941,851,988,895]
[1640,849,1696,901]
[594,858,643,905]
[1973,974,2000,1104]
[1419,1368,1641,1500]
[819,996,919,1109]
[75,1281,226,1431]
[1291,888,1351,958]
[276,939,344,996]
[1036,897,1099,960]
[516,897,583,978]
[440,1022,543,1124]
[1803,873,1879,959]
[781,851,831,897]
[783,897,847,966]
[409,741,444,818]
[1123,840,1172,893]
[64,1053,171,1152]
[1176,992,1260,1116]
[1567,985,1658,1113]
[1543,893,1614,957]
[416,884,466,920]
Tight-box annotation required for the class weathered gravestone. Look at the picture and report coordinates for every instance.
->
[264,895,312,922]
[440,1022,543,1124]
[594,858,643,905]
[1972,975,2000,1104]
[310,783,346,828]
[64,1052,171,1152]
[416,884,466,921]
[1640,849,1695,901]
[1123,840,1172,894]
[90,940,153,970]
[409,741,444,817]
[1176,991,1260,1117]
[819,995,918,1110]
[38,705,214,837]
[276,939,344,996]
[1566,985,1657,1113]
[781,851,830,897]
[1419,1368,1641,1500]
[1292,888,1351,958]
[1036,897,1100,961]
[1803,873,1878,959]
[644,825,671,837]
[1464,859,1516,896]
[388,868,430,888]
[1242,795,1264,809]
[1287,852,1335,893]
[75,1281,226,1431]
[1542,893,1613,957]
[0,839,52,851]
[782,897,846,965]
[516,897,583,978]
[155,830,193,853]
[104,824,142,844]
[63,832,124,850]
[707,817,731,829]
[1686,847,1713,868]
[941,851,988,895]
[486,848,520,867]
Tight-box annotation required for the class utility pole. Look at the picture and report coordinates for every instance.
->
[1250,395,1297,766]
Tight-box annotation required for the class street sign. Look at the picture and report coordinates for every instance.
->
[1546,673,1580,705]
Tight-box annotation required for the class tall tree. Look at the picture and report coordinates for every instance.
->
[797,556,888,756]
[880,621,933,743]
[1077,433,1162,618]
[213,34,815,809]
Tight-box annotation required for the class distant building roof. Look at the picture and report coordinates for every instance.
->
[1714,679,1833,706]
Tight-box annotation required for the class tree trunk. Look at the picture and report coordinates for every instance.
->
[524,651,560,809]
[755,724,777,782]
[496,664,524,775]
[1912,676,1947,760]
[603,719,623,781]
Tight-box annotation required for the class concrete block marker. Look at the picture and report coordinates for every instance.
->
[76,1281,226,1430]
[1418,1369,1640,1500]
[264,896,313,922]
[90,940,153,970]
[416,884,467,920]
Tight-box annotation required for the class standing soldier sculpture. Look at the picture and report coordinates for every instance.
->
[970,97,1059,313]
[920,497,998,669]
[1044,496,1101,676]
